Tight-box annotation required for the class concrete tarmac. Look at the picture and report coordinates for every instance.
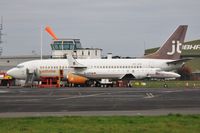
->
[0,87,200,117]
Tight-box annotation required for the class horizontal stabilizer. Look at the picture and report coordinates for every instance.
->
[167,58,192,65]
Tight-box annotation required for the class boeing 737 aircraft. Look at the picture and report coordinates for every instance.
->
[7,25,188,86]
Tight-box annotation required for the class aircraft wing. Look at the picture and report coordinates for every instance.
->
[147,71,180,78]
[166,58,192,65]
[120,74,135,80]
[70,65,87,68]
[67,54,87,69]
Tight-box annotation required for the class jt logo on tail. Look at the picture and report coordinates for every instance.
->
[167,40,182,55]
[144,25,187,60]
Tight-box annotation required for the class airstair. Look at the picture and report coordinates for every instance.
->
[24,69,36,87]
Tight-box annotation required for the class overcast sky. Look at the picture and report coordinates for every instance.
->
[0,0,200,57]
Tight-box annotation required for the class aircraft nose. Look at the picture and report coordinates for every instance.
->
[7,68,18,78]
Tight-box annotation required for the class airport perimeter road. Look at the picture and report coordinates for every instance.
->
[0,87,200,116]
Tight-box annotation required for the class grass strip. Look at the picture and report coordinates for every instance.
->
[0,114,200,133]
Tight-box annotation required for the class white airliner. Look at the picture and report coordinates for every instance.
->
[7,25,189,85]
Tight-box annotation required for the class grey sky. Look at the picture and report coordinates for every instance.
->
[0,0,200,57]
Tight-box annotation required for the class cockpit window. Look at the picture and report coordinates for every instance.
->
[16,65,24,68]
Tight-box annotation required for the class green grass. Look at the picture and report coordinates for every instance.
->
[0,115,200,133]
[131,80,200,88]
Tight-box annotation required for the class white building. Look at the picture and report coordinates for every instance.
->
[51,39,102,59]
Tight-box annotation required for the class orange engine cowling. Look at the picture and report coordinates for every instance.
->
[67,73,88,84]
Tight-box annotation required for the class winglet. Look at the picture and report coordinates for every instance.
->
[67,54,87,68]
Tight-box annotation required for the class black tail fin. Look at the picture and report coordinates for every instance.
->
[144,25,188,60]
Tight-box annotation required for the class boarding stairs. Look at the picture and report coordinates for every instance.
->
[24,69,36,87]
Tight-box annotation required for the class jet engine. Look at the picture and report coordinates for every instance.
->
[67,73,88,84]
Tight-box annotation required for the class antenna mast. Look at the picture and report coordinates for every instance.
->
[0,16,3,56]
[40,25,43,60]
